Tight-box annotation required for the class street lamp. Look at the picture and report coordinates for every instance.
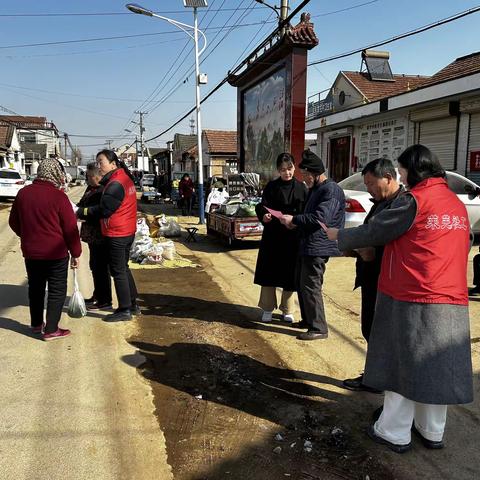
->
[126,1,208,224]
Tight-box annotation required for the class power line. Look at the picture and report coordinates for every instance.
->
[308,4,480,66]
[147,0,257,115]
[135,0,222,114]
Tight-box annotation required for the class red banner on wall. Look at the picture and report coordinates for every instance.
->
[470,151,480,172]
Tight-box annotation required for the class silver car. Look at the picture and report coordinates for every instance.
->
[338,171,480,234]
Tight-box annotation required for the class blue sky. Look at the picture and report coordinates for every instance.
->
[1,0,479,159]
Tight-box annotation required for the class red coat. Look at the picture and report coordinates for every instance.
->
[179,178,194,198]
[101,168,137,237]
[9,179,82,260]
[378,178,469,305]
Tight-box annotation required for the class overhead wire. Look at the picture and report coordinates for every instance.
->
[146,0,257,116]
[308,4,480,66]
[145,1,480,143]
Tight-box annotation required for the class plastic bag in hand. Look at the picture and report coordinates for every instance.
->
[68,269,87,318]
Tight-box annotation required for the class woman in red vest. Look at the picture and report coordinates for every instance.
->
[79,150,139,322]
[328,145,473,453]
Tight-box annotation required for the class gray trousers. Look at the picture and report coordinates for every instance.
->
[296,255,328,333]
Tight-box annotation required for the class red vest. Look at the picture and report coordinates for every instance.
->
[378,177,469,305]
[101,168,137,238]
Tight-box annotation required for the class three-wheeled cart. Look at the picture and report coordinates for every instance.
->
[206,211,263,246]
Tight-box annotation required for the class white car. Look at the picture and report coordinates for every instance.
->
[338,171,480,234]
[0,169,26,199]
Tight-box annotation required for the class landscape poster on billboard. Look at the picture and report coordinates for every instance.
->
[243,68,286,182]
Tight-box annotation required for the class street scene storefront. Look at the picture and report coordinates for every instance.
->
[306,51,480,182]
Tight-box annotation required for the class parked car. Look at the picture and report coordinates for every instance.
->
[0,169,25,199]
[338,170,480,234]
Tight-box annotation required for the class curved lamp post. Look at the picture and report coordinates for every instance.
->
[126,2,208,224]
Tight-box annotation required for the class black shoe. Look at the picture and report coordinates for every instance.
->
[367,425,411,454]
[291,320,309,329]
[296,330,328,341]
[412,425,444,449]
[343,374,383,394]
[131,304,141,316]
[372,406,383,422]
[468,287,480,297]
[87,301,113,311]
[103,310,132,322]
[84,296,96,305]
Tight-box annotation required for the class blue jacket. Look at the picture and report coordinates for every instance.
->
[292,178,345,257]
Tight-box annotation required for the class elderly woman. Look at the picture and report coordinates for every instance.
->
[9,158,82,341]
[327,145,473,453]
[254,153,308,323]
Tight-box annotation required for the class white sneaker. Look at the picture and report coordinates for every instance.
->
[283,314,294,323]
[261,311,273,322]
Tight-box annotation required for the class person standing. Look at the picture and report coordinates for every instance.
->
[254,153,308,323]
[280,150,345,340]
[342,158,403,393]
[76,163,112,310]
[78,150,139,322]
[9,158,82,341]
[179,173,195,216]
[327,145,473,453]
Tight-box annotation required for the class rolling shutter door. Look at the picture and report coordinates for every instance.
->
[467,113,480,184]
[418,117,457,170]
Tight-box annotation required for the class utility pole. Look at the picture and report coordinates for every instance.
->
[135,111,147,171]
[64,133,68,163]
[106,139,113,149]
[280,0,289,34]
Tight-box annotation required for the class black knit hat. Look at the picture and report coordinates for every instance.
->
[299,150,325,175]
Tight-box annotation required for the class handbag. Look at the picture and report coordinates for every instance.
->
[67,269,87,318]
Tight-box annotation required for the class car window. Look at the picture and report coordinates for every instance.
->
[338,173,367,192]
[0,171,21,179]
[445,173,473,195]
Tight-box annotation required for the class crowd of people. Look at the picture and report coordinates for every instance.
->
[9,150,141,341]
[7,143,475,454]
[254,146,473,454]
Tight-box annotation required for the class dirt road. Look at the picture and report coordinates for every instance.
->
[129,213,480,480]
[0,189,172,480]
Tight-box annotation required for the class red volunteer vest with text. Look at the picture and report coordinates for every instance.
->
[378,177,469,305]
[101,168,137,238]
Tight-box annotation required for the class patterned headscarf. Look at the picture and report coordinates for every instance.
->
[37,158,67,189]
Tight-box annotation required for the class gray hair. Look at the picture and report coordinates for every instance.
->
[86,162,102,177]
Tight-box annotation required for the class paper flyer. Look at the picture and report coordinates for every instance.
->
[265,207,285,219]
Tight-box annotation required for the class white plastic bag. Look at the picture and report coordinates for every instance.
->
[67,269,87,318]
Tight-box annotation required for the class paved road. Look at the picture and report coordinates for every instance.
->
[0,189,172,480]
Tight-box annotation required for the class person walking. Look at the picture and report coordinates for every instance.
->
[76,163,112,310]
[9,158,82,341]
[342,158,403,393]
[327,145,473,453]
[78,150,139,322]
[179,173,195,216]
[254,153,308,323]
[280,150,345,340]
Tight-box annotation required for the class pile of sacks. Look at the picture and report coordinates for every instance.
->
[130,216,178,265]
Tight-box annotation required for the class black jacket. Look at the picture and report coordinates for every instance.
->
[292,178,345,257]
[354,186,404,289]
[254,177,308,290]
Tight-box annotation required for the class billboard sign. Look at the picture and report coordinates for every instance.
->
[242,68,286,182]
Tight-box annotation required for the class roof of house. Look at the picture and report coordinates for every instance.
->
[203,130,237,154]
[174,133,197,154]
[0,115,48,129]
[149,147,168,158]
[342,71,430,102]
[418,51,480,89]
[0,125,15,148]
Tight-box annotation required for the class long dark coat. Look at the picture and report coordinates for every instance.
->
[254,177,308,291]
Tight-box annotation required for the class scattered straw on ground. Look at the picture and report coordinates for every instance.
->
[130,253,198,270]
